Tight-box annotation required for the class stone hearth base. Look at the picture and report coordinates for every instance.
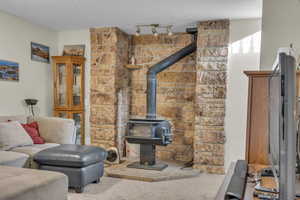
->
[105,161,200,182]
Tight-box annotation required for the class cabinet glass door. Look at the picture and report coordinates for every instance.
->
[55,63,68,108]
[71,63,83,108]
[72,112,84,145]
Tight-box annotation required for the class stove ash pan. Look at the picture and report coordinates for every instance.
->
[125,119,172,146]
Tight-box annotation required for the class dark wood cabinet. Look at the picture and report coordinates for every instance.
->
[244,70,300,166]
[245,71,271,166]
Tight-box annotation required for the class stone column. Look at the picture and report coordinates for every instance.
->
[90,27,130,150]
[193,20,229,174]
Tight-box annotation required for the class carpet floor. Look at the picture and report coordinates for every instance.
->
[68,173,224,200]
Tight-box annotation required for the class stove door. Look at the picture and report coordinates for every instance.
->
[128,124,154,138]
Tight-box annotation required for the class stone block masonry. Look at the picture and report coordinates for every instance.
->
[90,27,130,152]
[193,20,229,174]
[130,33,196,162]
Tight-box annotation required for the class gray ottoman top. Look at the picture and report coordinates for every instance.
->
[34,144,107,168]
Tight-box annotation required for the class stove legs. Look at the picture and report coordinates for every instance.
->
[140,144,156,165]
[127,144,168,171]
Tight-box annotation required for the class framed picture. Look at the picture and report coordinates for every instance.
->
[0,60,19,81]
[31,42,50,63]
[63,45,85,56]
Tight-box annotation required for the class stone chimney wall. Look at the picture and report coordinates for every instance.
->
[130,33,196,162]
[89,19,229,174]
[90,27,130,150]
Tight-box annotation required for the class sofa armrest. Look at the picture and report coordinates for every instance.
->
[32,117,76,144]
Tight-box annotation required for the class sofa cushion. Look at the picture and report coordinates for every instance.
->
[33,117,75,144]
[0,121,33,150]
[21,122,45,144]
[11,143,60,157]
[11,143,60,168]
[0,115,27,124]
[0,151,29,168]
[0,166,68,200]
[34,144,107,167]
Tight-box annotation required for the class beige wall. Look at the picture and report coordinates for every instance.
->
[57,29,91,144]
[0,11,58,116]
[260,0,300,69]
[225,18,261,171]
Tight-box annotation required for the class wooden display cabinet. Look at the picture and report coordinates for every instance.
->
[244,70,300,166]
[52,56,85,145]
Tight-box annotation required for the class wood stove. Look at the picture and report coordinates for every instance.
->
[126,119,172,170]
[126,119,172,146]
[125,28,197,170]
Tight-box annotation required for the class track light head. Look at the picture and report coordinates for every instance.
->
[167,27,173,36]
[152,27,158,37]
[135,26,141,36]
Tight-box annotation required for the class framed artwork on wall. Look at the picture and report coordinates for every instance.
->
[31,42,50,63]
[0,60,19,81]
[63,45,85,56]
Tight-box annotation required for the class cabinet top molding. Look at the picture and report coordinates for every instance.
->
[52,56,85,61]
[244,70,300,77]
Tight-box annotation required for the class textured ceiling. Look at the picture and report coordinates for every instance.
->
[0,0,262,33]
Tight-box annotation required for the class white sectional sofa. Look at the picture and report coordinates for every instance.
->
[0,166,68,200]
[0,115,76,200]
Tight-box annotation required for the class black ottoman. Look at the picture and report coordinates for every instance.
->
[34,144,107,193]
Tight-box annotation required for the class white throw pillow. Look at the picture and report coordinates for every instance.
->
[0,121,33,150]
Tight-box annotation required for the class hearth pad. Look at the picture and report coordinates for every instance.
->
[127,161,168,171]
[105,161,200,182]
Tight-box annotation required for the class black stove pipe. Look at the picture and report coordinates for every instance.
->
[146,29,197,119]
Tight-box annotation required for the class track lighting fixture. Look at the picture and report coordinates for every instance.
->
[135,24,173,37]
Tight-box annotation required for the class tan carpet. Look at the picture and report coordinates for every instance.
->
[68,173,224,200]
